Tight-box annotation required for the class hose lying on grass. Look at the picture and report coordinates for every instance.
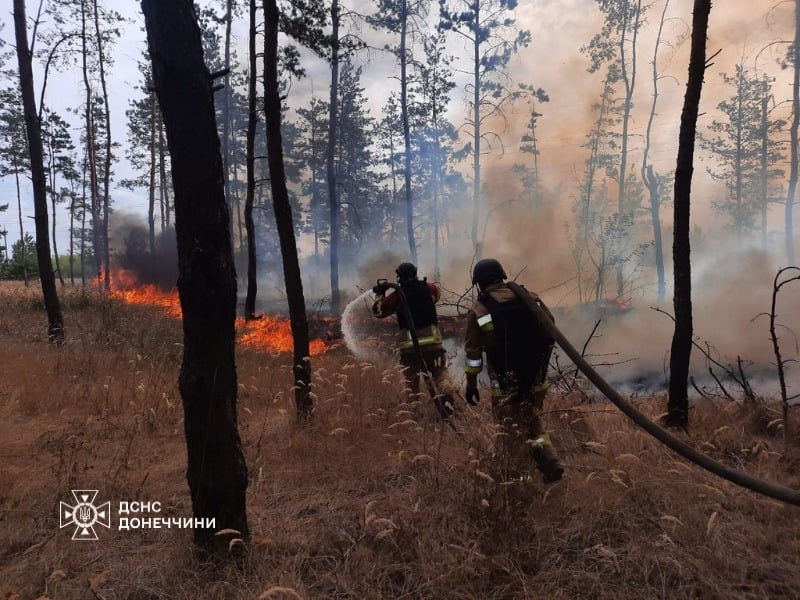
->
[507,281,800,507]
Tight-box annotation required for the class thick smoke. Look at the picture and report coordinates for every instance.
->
[110,211,178,290]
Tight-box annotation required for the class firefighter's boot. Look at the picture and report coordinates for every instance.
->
[537,456,565,483]
[530,435,564,484]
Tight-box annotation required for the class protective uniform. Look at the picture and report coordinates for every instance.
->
[372,264,454,408]
[464,259,564,483]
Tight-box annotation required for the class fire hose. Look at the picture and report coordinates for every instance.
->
[380,281,458,429]
[506,281,800,507]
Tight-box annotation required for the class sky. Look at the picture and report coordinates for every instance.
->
[1,0,794,257]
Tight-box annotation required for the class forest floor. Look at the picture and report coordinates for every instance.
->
[1,282,799,600]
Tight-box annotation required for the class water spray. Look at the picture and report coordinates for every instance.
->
[340,288,380,360]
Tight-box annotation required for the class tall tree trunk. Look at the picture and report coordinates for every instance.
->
[433,114,441,281]
[263,0,313,420]
[388,121,399,245]
[148,91,157,254]
[142,0,249,549]
[644,166,666,299]
[760,91,768,249]
[46,133,64,286]
[13,0,64,342]
[223,0,233,239]
[80,0,101,286]
[51,190,64,286]
[400,0,416,264]
[786,1,798,266]
[69,187,75,284]
[92,0,112,290]
[735,82,743,247]
[327,0,341,314]
[616,0,641,298]
[667,0,711,429]
[14,157,28,286]
[244,0,258,320]
[80,150,87,285]
[158,113,169,232]
[471,2,481,257]
[642,0,669,301]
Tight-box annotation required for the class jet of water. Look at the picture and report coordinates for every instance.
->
[340,289,379,360]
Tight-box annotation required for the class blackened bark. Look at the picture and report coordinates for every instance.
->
[13,0,64,342]
[141,0,249,548]
[667,0,711,428]
[263,0,313,420]
[148,91,157,255]
[92,0,112,291]
[244,0,258,320]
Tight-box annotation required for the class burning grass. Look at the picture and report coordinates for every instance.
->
[1,281,799,599]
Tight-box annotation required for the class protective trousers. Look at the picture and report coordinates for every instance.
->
[492,390,559,480]
[399,348,455,405]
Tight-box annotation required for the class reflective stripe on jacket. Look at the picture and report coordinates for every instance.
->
[373,281,444,353]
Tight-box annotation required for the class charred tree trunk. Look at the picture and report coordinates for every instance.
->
[263,0,313,420]
[148,91,157,255]
[13,0,64,342]
[92,0,112,291]
[244,0,258,320]
[666,0,711,429]
[141,0,249,549]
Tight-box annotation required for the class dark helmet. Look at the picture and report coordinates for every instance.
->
[472,258,507,287]
[396,262,418,281]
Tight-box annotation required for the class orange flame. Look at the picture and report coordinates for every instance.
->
[237,316,328,356]
[104,268,328,355]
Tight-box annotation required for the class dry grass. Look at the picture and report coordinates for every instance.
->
[1,281,799,599]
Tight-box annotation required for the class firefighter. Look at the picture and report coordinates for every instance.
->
[372,262,454,413]
[463,258,565,483]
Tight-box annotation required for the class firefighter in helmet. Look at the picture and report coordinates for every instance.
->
[372,262,454,413]
[463,258,565,483]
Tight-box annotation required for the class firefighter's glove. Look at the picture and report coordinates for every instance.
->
[465,386,480,406]
[372,283,389,295]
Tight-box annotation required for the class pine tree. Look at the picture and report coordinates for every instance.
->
[582,0,646,298]
[13,0,65,340]
[701,64,785,246]
[439,0,531,257]
[42,109,77,285]
[0,86,31,284]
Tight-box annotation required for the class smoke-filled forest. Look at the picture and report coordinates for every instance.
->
[1,0,800,598]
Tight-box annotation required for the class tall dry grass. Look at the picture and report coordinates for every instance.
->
[0,281,799,599]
